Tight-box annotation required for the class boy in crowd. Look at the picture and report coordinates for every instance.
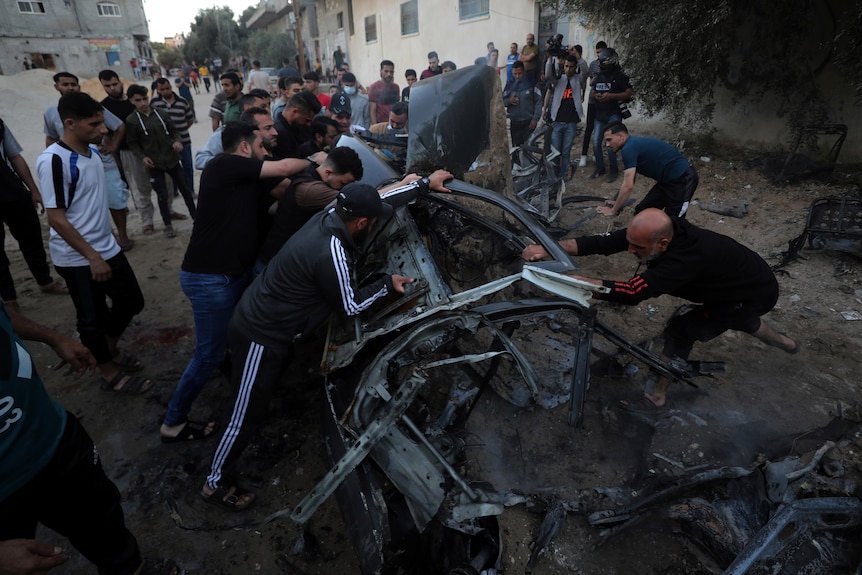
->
[124,84,196,237]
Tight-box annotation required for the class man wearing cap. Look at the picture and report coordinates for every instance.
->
[328,92,365,135]
[200,172,452,510]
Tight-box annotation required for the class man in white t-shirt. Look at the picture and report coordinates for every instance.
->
[246,60,271,95]
[35,92,151,395]
[44,71,134,249]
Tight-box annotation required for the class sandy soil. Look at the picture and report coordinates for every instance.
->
[3,69,862,574]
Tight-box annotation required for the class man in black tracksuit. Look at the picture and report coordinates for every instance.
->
[201,173,452,509]
[522,208,800,408]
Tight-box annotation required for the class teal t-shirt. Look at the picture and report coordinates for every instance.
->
[0,303,66,503]
[620,136,691,183]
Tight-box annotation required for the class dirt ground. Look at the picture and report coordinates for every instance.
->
[4,69,862,574]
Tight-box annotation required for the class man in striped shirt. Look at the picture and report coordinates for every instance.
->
[151,77,195,197]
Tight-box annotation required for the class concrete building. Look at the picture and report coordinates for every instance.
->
[0,0,151,79]
[344,0,539,88]
[164,33,184,49]
[244,0,541,86]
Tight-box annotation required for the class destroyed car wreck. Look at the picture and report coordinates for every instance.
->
[268,67,862,574]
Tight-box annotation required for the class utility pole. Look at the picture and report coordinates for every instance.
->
[292,0,306,74]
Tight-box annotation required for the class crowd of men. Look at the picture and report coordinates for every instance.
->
[0,38,801,573]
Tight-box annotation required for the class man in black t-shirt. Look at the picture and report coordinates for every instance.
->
[257,146,363,267]
[159,123,312,443]
[542,55,584,179]
[273,91,320,159]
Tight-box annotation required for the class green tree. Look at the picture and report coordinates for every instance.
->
[245,31,296,68]
[547,0,861,134]
[182,7,247,66]
[152,42,184,70]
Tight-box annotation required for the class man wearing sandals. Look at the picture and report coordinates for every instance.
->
[159,122,314,444]
[36,92,151,394]
[521,208,800,409]
[200,175,452,510]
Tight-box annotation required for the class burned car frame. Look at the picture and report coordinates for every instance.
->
[268,126,700,573]
[258,66,862,575]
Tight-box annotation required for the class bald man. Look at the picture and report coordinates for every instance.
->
[522,208,799,407]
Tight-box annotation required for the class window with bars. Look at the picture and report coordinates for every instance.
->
[365,15,377,43]
[459,0,489,20]
[17,1,46,14]
[400,0,418,36]
[97,2,121,17]
[337,11,344,30]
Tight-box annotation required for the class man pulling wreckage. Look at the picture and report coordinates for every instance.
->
[522,208,800,409]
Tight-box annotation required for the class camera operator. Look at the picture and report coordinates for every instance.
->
[589,47,633,183]
[544,37,588,82]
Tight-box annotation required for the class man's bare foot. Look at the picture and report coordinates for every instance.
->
[644,392,666,407]
[201,484,255,511]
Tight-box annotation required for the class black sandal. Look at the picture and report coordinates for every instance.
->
[161,420,218,443]
[101,372,152,394]
[200,485,255,511]
[112,351,144,372]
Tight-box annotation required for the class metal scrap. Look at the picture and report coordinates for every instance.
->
[785,440,836,481]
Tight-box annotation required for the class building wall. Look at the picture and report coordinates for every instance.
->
[0,0,150,79]
[343,0,538,89]
[314,0,350,77]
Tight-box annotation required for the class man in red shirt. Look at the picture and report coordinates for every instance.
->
[367,59,401,124]
[420,51,442,80]
[302,71,330,112]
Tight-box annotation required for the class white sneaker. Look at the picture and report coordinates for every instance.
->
[578,155,588,167]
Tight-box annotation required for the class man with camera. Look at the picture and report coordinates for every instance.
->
[589,48,633,183]
[542,54,584,180]
[596,122,699,219]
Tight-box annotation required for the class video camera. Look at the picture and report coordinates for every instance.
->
[546,36,570,58]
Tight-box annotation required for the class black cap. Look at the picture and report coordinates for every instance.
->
[337,183,393,219]
[329,92,352,115]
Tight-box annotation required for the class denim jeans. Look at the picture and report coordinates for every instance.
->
[164,270,251,427]
[551,121,578,177]
[592,114,621,173]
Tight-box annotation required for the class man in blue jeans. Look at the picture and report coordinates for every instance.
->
[543,54,584,179]
[589,48,632,183]
[159,122,312,442]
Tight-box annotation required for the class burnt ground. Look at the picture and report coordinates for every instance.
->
[10,138,862,574]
